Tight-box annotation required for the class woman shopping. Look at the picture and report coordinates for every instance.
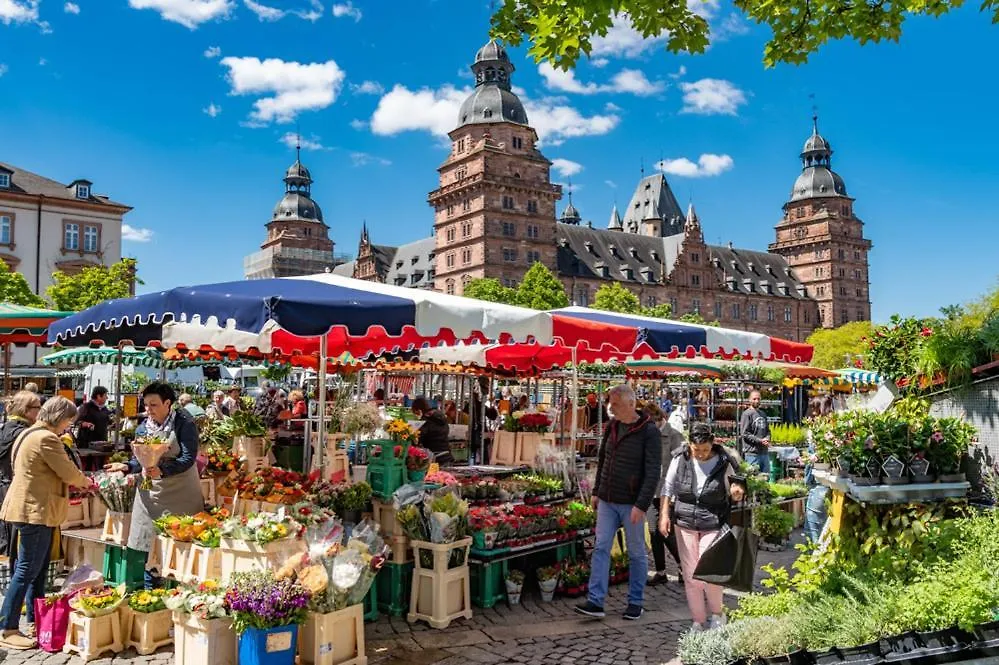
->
[106,382,204,587]
[658,423,745,632]
[0,397,91,650]
[0,391,41,557]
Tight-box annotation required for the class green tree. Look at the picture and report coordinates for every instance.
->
[463,278,518,305]
[806,320,874,369]
[641,303,673,320]
[489,0,995,69]
[679,312,721,327]
[0,261,46,307]
[515,262,569,310]
[592,282,641,314]
[47,258,139,312]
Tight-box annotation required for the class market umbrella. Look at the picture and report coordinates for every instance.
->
[41,345,181,369]
[418,340,659,375]
[0,303,72,393]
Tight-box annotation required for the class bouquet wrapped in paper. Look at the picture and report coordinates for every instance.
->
[69,584,127,617]
[93,471,137,513]
[131,435,173,490]
[164,580,228,619]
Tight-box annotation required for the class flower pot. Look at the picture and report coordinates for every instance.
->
[838,642,881,665]
[837,456,852,477]
[340,509,363,526]
[811,648,843,665]
[850,474,879,487]
[408,469,427,484]
[172,614,236,665]
[910,474,935,484]
[298,604,365,665]
[483,532,497,549]
[539,577,557,594]
[762,649,813,665]
[238,625,298,665]
[974,620,999,642]
[507,592,521,606]
[938,473,966,483]
[881,455,910,485]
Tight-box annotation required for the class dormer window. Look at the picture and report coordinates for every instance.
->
[629,247,639,259]
[411,256,418,265]
[76,184,90,199]
[395,261,403,269]
[0,174,9,189]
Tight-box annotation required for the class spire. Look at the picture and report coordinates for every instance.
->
[560,180,581,224]
[608,204,623,231]
[686,201,699,226]
[360,220,369,245]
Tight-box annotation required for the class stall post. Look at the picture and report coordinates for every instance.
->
[114,344,124,446]
[316,334,328,472]
[570,348,578,446]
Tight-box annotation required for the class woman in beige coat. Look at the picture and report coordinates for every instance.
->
[0,397,91,650]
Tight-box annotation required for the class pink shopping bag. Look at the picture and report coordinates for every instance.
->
[34,594,72,653]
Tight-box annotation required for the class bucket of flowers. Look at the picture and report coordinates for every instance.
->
[406,446,431,483]
[224,571,311,665]
[125,588,172,655]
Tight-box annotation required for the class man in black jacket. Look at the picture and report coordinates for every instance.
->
[576,384,661,621]
[411,396,451,462]
[739,390,771,473]
[76,386,111,447]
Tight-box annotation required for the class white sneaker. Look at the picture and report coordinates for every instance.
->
[708,614,727,630]
[690,622,706,633]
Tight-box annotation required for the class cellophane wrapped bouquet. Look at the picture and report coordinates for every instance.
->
[131,435,173,490]
[69,584,127,617]
[221,511,302,546]
[164,580,228,619]
[395,488,469,568]
[93,471,137,513]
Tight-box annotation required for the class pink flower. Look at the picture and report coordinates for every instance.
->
[930,431,944,442]
[920,327,934,337]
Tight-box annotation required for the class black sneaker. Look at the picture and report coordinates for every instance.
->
[647,571,670,586]
[623,605,644,621]
[574,601,606,618]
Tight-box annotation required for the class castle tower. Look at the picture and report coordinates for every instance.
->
[428,39,562,295]
[769,117,872,328]
[244,141,336,279]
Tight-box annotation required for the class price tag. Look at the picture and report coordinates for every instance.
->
[265,630,294,653]
[319,642,334,655]
[427,463,440,476]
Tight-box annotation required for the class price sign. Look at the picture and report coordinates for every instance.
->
[427,463,440,476]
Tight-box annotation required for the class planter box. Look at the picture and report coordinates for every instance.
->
[200,478,217,506]
[219,537,305,581]
[102,546,145,590]
[124,607,173,655]
[88,496,108,527]
[158,536,193,581]
[62,497,91,530]
[490,431,517,466]
[407,538,473,630]
[233,497,290,516]
[62,534,105,571]
[238,625,298,665]
[101,511,131,545]
[514,432,542,467]
[172,613,237,665]
[375,562,412,617]
[184,544,222,583]
[63,608,126,661]
[298,604,367,665]
[371,499,406,539]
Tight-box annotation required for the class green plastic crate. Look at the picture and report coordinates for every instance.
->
[272,444,304,472]
[363,584,378,622]
[102,545,146,591]
[470,560,508,609]
[375,561,412,617]
[366,464,407,500]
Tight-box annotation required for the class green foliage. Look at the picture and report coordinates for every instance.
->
[515,262,569,310]
[867,315,930,384]
[47,258,139,312]
[641,303,673,319]
[806,321,874,370]
[679,312,720,327]
[591,282,640,314]
[769,423,806,447]
[754,503,795,543]
[229,411,266,438]
[261,363,292,383]
[462,278,518,305]
[678,623,736,665]
[0,261,46,307]
[769,482,808,499]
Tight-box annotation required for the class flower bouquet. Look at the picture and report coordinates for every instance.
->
[516,412,551,433]
[385,418,418,444]
[406,446,431,472]
[128,588,169,613]
[223,571,311,634]
[202,442,237,477]
[93,471,137,513]
[132,435,173,490]
[164,580,228,619]
[69,584,127,617]
[154,508,228,547]
[424,470,458,487]
[221,512,301,546]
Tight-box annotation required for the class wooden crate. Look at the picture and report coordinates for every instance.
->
[298,603,367,665]
[159,537,192,581]
[63,608,125,661]
[62,497,91,530]
[219,537,305,581]
[62,534,105,571]
[124,606,173,655]
[89,496,108,527]
[172,613,237,665]
[200,478,217,506]
[101,512,131,545]
[407,538,473,630]
[386,536,412,564]
[514,432,542,467]
[371,499,405,539]
[184,544,222,583]
[489,431,517,466]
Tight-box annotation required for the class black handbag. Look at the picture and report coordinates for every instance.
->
[691,515,759,592]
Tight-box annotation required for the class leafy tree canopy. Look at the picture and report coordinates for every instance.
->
[592,282,641,314]
[463,277,518,306]
[679,312,721,327]
[806,320,874,369]
[489,0,996,69]
[0,261,46,308]
[47,258,139,312]
[642,303,674,320]
[516,262,569,310]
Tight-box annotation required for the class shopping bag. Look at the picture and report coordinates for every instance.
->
[691,524,759,592]
[34,594,72,653]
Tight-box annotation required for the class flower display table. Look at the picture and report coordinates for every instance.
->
[184,543,222,582]
[123,606,173,655]
[63,608,126,661]
[218,537,306,581]
[814,469,969,505]
[298,603,367,665]
[407,538,473,630]
[371,499,410,562]
[101,511,131,545]
[172,613,237,665]
[158,536,192,581]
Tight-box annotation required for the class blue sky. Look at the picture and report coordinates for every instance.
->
[1,0,996,322]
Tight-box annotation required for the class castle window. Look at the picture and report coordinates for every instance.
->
[692,299,700,314]
[856,288,863,297]
[814,249,821,259]
[527,250,541,264]
[0,174,9,188]
[461,249,472,265]
[692,253,700,264]
[483,108,493,118]
[691,274,700,286]
[502,248,517,262]
[646,296,656,307]
[731,303,740,320]
[445,279,455,295]
[714,302,722,319]
[842,205,850,216]
[854,250,861,261]
[854,269,862,280]
[512,136,523,149]
[767,304,774,321]
[838,268,845,277]
[75,184,90,199]
[840,286,847,296]
[804,309,810,324]
[527,200,538,213]
[502,196,515,210]
[446,227,456,243]
[463,199,471,212]
[462,222,472,238]
[502,222,516,237]
[456,138,466,153]
[785,306,792,323]
[446,205,454,217]
[749,303,758,321]
[838,249,845,260]
[841,309,848,324]
[526,224,539,239]
[446,253,455,268]
[856,309,864,321]
[455,166,467,180]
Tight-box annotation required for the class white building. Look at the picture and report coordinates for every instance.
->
[0,161,131,371]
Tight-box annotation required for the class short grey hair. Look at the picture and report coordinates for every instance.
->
[212,390,225,400]
[178,393,193,405]
[37,396,77,427]
[608,384,636,404]
[7,391,40,419]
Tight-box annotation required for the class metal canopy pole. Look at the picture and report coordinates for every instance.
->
[114,344,124,446]
[316,335,328,473]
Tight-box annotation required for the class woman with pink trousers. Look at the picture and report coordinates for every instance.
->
[658,423,746,631]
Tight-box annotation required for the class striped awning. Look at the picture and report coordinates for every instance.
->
[0,303,72,344]
[41,345,179,368]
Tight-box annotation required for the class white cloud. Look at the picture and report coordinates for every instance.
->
[669,65,687,80]
[37,57,46,65]
[244,0,282,20]
[204,45,221,58]
[350,80,383,95]
[0,64,7,77]
[657,153,733,178]
[551,158,583,178]
[688,0,720,20]
[370,83,619,146]
[714,13,750,40]
[604,102,621,112]
[349,118,366,130]
[350,152,391,167]
[280,132,328,150]
[203,102,222,117]
[331,1,359,20]
[591,13,668,58]
[679,78,747,115]
[556,181,582,193]
[220,56,345,124]
[122,224,154,242]
[591,58,609,68]
[64,2,79,13]
[538,62,663,96]
[128,0,233,29]
[0,0,38,24]
[605,180,617,189]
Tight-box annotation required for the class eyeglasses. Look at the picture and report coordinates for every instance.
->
[28,404,41,410]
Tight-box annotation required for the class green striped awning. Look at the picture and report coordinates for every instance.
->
[0,303,72,344]
[41,346,179,369]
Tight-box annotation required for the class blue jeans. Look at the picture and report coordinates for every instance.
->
[587,500,648,608]
[1,523,53,630]
[804,486,829,544]
[745,451,771,474]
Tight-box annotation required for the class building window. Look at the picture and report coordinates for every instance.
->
[502,196,515,210]
[456,138,466,153]
[445,279,455,295]
[804,309,810,324]
[841,205,850,216]
[502,222,516,237]
[75,184,90,199]
[512,136,523,149]
[502,248,517,262]
[646,295,657,307]
[731,303,740,320]
[838,268,845,277]
[462,223,472,238]
[446,227,456,243]
[692,299,700,314]
[526,224,539,239]
[814,249,821,259]
[841,309,848,324]
[818,285,826,297]
[854,269,862,280]
[854,250,861,261]
[856,309,864,321]
[749,303,758,321]
[691,274,700,286]
[446,205,454,217]
[692,253,699,264]
[503,277,516,288]
[527,250,540,264]
[446,252,455,268]
[856,288,864,297]
[785,306,792,323]
[463,199,471,212]
[64,223,80,250]
[527,200,538,214]
[461,249,471,265]
[0,174,9,188]
[766,304,774,321]
[83,225,99,253]
[840,286,847,296]
[816,267,824,277]
[455,166,467,181]
[575,287,588,307]
[0,215,10,245]
[714,301,722,319]
[838,249,845,260]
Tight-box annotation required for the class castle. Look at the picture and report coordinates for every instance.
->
[249,40,873,343]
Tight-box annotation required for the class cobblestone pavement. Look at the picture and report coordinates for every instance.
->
[0,534,802,665]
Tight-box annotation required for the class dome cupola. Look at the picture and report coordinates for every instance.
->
[457,39,529,128]
[789,116,848,202]
[271,137,324,222]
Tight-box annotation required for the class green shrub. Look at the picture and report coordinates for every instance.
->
[754,504,795,543]
[677,625,735,665]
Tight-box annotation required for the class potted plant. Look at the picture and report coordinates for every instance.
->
[754,504,795,551]
[224,571,310,665]
[537,566,558,602]
[505,570,524,606]
[406,446,431,483]
[928,418,975,483]
[335,481,372,525]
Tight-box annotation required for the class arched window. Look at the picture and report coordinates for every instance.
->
[445,279,455,295]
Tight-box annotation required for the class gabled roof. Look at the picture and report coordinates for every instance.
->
[620,174,684,236]
[0,161,130,209]
[556,223,684,284]
[384,237,436,289]
[707,245,809,299]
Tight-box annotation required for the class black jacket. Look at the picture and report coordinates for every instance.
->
[671,444,743,531]
[76,400,110,446]
[0,418,29,484]
[739,407,770,455]
[418,409,451,455]
[593,412,661,512]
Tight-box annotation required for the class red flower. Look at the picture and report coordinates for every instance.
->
[920,327,933,337]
